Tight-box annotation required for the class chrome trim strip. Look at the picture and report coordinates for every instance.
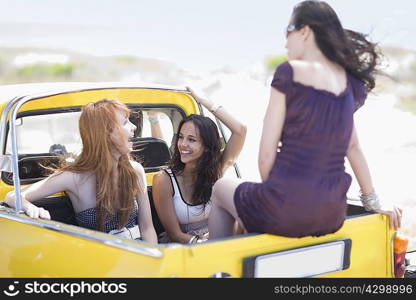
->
[9,96,26,212]
[0,96,22,154]
[0,210,163,258]
[215,117,242,178]
[0,154,12,172]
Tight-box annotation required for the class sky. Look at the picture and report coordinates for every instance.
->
[0,0,415,72]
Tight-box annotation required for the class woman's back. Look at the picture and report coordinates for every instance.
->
[270,61,358,148]
[290,60,348,97]
[234,61,366,237]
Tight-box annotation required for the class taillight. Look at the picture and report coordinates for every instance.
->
[393,233,409,278]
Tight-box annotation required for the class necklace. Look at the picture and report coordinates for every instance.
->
[186,203,190,234]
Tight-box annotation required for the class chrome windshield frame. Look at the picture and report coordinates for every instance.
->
[0,95,28,213]
[0,84,194,258]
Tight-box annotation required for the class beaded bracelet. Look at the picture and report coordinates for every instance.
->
[359,191,381,212]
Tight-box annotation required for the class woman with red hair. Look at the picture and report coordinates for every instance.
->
[6,99,157,244]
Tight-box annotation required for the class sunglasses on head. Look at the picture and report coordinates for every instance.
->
[285,24,297,37]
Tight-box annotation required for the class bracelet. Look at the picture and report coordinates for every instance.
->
[210,103,222,114]
[148,117,159,125]
[359,191,381,212]
[188,235,200,244]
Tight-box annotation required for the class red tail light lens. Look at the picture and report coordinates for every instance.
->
[393,233,409,278]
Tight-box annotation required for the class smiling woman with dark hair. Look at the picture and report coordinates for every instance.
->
[208,0,402,239]
[152,87,246,244]
[170,114,223,208]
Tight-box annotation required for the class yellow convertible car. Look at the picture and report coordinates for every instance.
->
[0,82,410,277]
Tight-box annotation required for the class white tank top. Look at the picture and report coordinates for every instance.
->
[164,168,211,233]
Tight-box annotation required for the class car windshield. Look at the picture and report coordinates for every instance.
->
[5,107,178,155]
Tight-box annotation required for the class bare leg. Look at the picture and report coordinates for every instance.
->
[209,177,246,239]
[208,199,235,238]
[233,221,246,235]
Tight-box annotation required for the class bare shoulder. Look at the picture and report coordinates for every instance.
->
[289,60,315,75]
[290,60,325,85]
[152,169,170,186]
[69,170,90,181]
[50,170,75,183]
[152,169,173,200]
[64,171,94,189]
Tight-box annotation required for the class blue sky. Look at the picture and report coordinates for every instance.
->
[0,0,415,72]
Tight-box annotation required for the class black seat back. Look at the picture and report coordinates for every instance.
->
[132,137,169,235]
[2,154,60,185]
[131,137,170,172]
[32,196,77,225]
[147,185,165,236]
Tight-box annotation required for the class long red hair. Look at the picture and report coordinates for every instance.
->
[61,99,144,231]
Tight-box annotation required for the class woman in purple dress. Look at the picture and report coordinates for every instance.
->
[208,0,402,239]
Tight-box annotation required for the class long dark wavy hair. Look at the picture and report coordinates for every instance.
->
[169,114,222,207]
[290,0,380,92]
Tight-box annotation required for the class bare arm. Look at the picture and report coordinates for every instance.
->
[258,88,286,181]
[347,124,402,229]
[147,111,164,140]
[133,162,158,244]
[5,171,74,219]
[186,87,247,173]
[152,171,193,243]
[346,125,374,194]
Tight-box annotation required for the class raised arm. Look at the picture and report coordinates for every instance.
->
[5,171,73,219]
[258,88,286,181]
[132,161,158,244]
[347,124,402,229]
[186,87,247,173]
[152,171,193,243]
[147,111,165,140]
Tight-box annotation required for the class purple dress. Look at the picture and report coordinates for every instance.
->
[234,61,367,237]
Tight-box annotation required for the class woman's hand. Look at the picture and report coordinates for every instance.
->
[5,190,16,207]
[24,203,51,220]
[185,86,203,101]
[375,204,402,230]
[186,86,214,110]
[5,190,51,220]
[187,86,246,174]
